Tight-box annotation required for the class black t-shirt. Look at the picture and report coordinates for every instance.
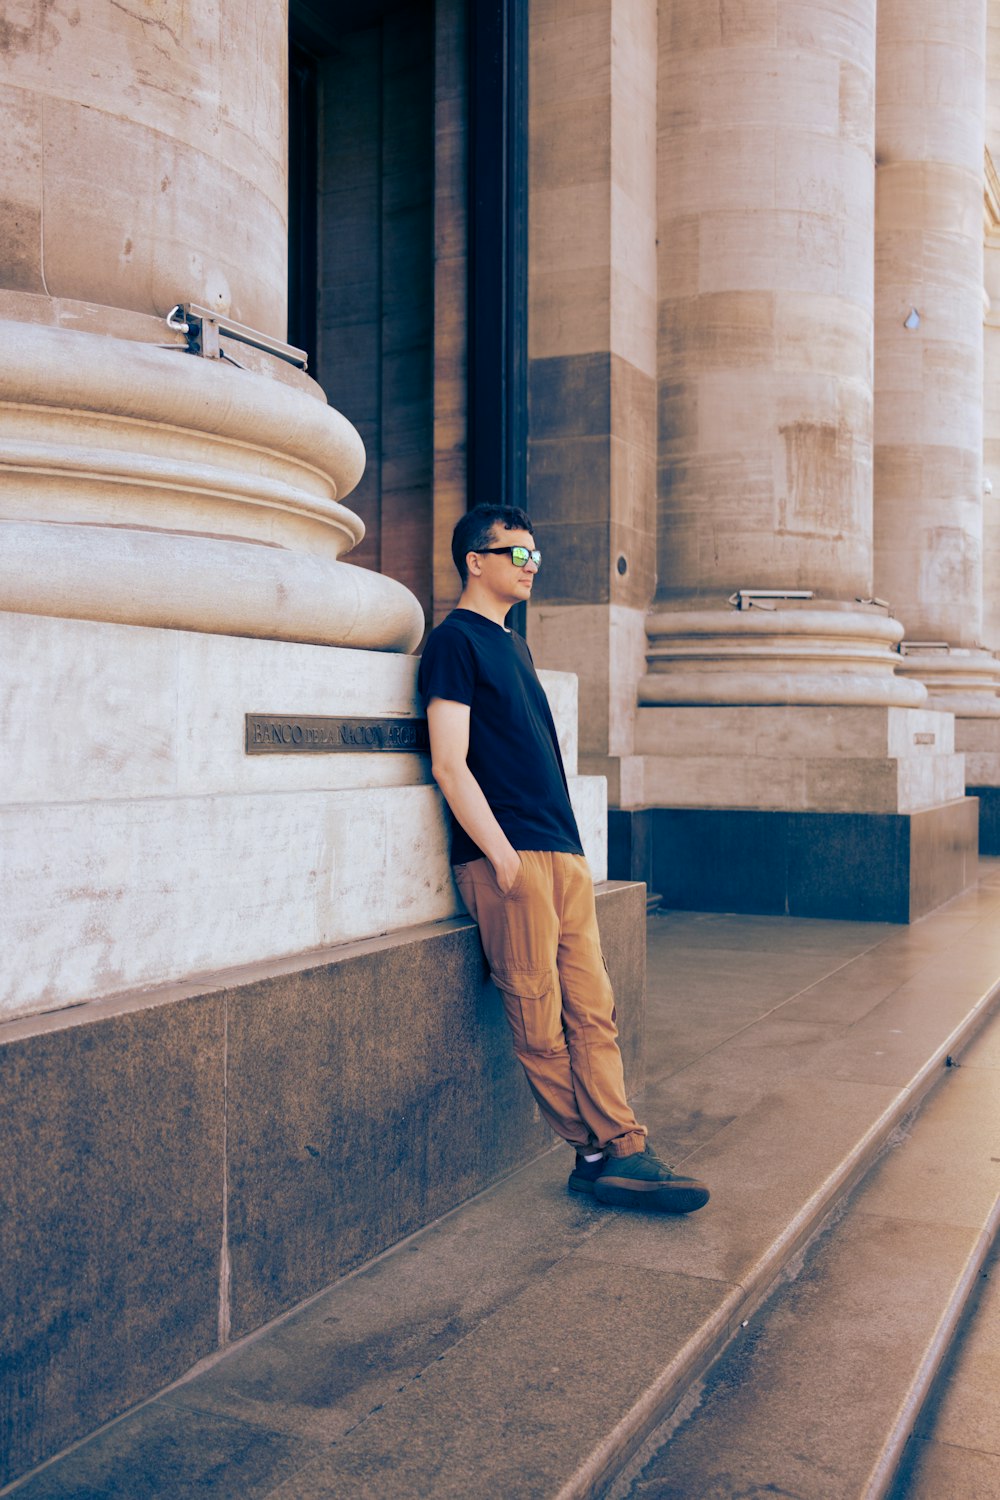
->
[417,608,584,865]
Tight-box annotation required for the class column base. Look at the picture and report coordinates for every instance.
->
[612,704,979,920]
[609,801,979,923]
[956,719,1000,853]
[895,647,1000,718]
[968,788,1000,854]
[631,704,965,814]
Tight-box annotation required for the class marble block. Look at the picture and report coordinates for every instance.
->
[955,717,1000,786]
[629,704,964,814]
[1,615,604,1020]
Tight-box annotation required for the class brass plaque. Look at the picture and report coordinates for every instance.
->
[246,713,429,754]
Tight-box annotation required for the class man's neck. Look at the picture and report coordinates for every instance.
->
[456,584,512,628]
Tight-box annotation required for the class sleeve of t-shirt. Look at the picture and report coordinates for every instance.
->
[417,625,477,708]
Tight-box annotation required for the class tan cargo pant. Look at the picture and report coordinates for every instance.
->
[454,850,646,1157]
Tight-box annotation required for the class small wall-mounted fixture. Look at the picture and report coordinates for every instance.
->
[616,554,628,576]
[166,303,308,369]
[903,307,921,330]
[985,476,994,495]
[727,589,814,611]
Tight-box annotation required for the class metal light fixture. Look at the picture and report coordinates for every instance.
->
[727,589,814,611]
[166,303,308,369]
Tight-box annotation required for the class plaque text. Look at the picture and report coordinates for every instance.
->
[245,714,430,754]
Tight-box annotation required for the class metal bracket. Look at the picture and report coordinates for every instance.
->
[727,589,814,612]
[855,596,891,611]
[165,303,308,370]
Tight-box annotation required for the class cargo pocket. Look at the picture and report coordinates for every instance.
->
[492,968,563,1055]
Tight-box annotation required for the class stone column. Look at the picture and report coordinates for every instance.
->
[984,175,1000,659]
[526,0,658,806]
[873,0,995,713]
[620,0,976,922]
[985,13,1000,658]
[0,0,422,651]
[962,18,1000,841]
[646,0,918,710]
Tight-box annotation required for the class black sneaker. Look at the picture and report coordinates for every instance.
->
[567,1153,606,1195]
[593,1143,709,1214]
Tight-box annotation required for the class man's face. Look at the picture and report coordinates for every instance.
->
[472,526,539,606]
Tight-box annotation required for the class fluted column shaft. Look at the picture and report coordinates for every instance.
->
[646,0,920,709]
[0,0,288,331]
[657,0,877,605]
[873,0,988,647]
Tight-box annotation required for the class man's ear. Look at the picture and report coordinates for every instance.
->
[466,550,483,578]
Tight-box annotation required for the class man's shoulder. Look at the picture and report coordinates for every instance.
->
[418,612,480,704]
[423,611,475,658]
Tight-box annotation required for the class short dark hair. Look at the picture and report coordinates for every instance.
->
[451,504,535,585]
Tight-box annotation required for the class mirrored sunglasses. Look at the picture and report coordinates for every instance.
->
[478,545,542,569]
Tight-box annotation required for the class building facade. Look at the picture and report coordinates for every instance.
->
[3,0,1000,1482]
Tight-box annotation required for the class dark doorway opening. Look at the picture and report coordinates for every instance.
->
[287,0,529,633]
[468,0,528,519]
[288,0,436,624]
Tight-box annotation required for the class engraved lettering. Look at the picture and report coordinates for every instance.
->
[246,714,429,755]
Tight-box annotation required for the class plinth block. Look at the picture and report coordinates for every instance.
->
[0,884,647,1488]
[609,799,979,923]
[968,788,1000,855]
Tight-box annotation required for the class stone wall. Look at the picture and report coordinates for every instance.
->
[1,613,605,1022]
[0,883,647,1488]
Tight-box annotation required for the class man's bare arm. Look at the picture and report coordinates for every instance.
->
[426,697,521,892]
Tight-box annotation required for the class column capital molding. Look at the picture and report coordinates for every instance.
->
[0,320,424,652]
[641,605,925,708]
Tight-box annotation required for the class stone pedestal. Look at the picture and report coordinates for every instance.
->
[894,650,1000,844]
[1,612,605,1022]
[0,875,646,1488]
[958,717,1000,852]
[608,705,976,921]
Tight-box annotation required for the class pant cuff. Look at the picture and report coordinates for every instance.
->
[604,1129,647,1158]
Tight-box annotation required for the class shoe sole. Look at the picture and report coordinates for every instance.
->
[567,1174,599,1195]
[593,1177,710,1214]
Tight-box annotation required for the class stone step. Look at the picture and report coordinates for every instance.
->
[605,1008,1000,1500]
[888,1219,1000,1495]
[8,873,1000,1500]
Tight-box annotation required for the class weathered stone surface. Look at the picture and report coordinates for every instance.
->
[11,879,1000,1498]
[0,614,601,1020]
[617,798,978,922]
[0,882,646,1486]
[0,998,225,1489]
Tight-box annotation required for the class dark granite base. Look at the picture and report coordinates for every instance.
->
[0,883,645,1489]
[968,787,1000,855]
[609,802,979,924]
